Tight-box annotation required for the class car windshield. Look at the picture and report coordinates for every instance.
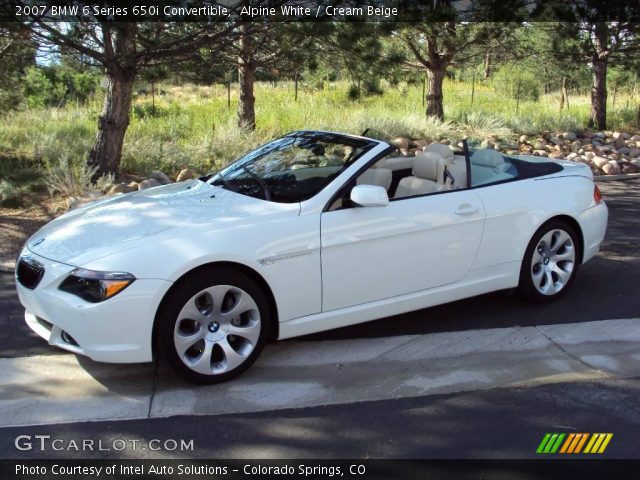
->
[207,131,376,203]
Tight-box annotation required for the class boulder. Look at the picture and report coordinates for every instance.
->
[390,137,409,150]
[518,134,528,144]
[622,163,639,174]
[533,150,548,157]
[138,179,162,190]
[612,131,630,140]
[629,148,640,158]
[108,183,135,194]
[149,171,172,185]
[176,168,196,182]
[602,161,621,175]
[563,131,577,141]
[566,152,579,160]
[613,135,627,149]
[630,134,640,143]
[67,191,103,211]
[570,140,583,152]
[585,151,595,161]
[550,136,564,146]
[592,156,609,168]
[117,173,144,184]
[618,146,631,155]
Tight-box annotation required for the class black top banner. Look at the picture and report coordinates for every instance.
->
[2,0,640,23]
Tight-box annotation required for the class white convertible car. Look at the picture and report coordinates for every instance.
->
[16,131,608,383]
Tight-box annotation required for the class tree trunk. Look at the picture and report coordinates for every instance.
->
[560,76,568,111]
[237,26,256,130]
[589,57,607,130]
[483,52,492,79]
[426,68,445,120]
[87,69,135,179]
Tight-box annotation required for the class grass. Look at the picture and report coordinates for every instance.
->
[0,78,638,201]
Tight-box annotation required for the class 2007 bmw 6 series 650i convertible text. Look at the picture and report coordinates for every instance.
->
[16,131,608,383]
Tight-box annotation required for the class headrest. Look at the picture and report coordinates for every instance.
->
[424,143,454,161]
[412,152,439,180]
[471,149,504,168]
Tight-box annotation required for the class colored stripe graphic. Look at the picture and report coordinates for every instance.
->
[537,433,613,454]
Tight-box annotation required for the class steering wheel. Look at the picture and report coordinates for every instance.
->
[242,166,272,201]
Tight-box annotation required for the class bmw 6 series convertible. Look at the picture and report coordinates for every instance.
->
[16,131,608,383]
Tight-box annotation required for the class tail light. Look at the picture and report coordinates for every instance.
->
[593,184,603,204]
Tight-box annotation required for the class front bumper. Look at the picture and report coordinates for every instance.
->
[16,250,172,363]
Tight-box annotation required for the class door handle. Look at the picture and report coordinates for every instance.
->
[455,204,479,215]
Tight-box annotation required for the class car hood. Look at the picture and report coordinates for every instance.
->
[27,180,299,265]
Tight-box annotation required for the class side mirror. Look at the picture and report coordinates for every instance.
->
[350,185,389,207]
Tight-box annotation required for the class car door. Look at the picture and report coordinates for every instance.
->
[320,189,485,312]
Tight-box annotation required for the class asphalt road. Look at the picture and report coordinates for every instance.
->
[2,179,639,357]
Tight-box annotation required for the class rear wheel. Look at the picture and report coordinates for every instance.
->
[517,220,580,303]
[156,267,271,384]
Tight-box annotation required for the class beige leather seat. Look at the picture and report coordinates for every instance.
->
[357,167,392,191]
[470,149,511,186]
[395,152,443,198]
[424,143,454,162]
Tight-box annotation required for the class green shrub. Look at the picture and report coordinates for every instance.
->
[493,65,541,102]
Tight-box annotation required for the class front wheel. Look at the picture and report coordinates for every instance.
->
[156,267,271,384]
[517,220,580,303]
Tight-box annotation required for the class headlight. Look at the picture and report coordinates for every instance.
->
[59,268,135,303]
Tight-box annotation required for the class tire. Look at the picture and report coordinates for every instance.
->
[156,267,271,384]
[517,220,580,303]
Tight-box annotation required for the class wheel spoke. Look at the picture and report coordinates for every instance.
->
[539,231,554,252]
[174,327,204,357]
[207,285,231,315]
[543,270,556,294]
[179,300,208,323]
[189,339,215,375]
[555,245,574,261]
[553,263,573,284]
[221,291,258,319]
[550,230,570,254]
[229,321,261,345]
[219,337,246,371]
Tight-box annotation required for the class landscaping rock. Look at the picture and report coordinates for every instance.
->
[518,134,528,144]
[592,156,609,169]
[390,137,409,150]
[621,163,638,174]
[602,161,621,175]
[563,131,577,141]
[67,191,103,211]
[117,173,144,184]
[108,183,135,195]
[149,171,172,185]
[138,179,162,190]
[176,168,196,182]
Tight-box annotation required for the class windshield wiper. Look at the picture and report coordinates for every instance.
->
[242,165,272,201]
